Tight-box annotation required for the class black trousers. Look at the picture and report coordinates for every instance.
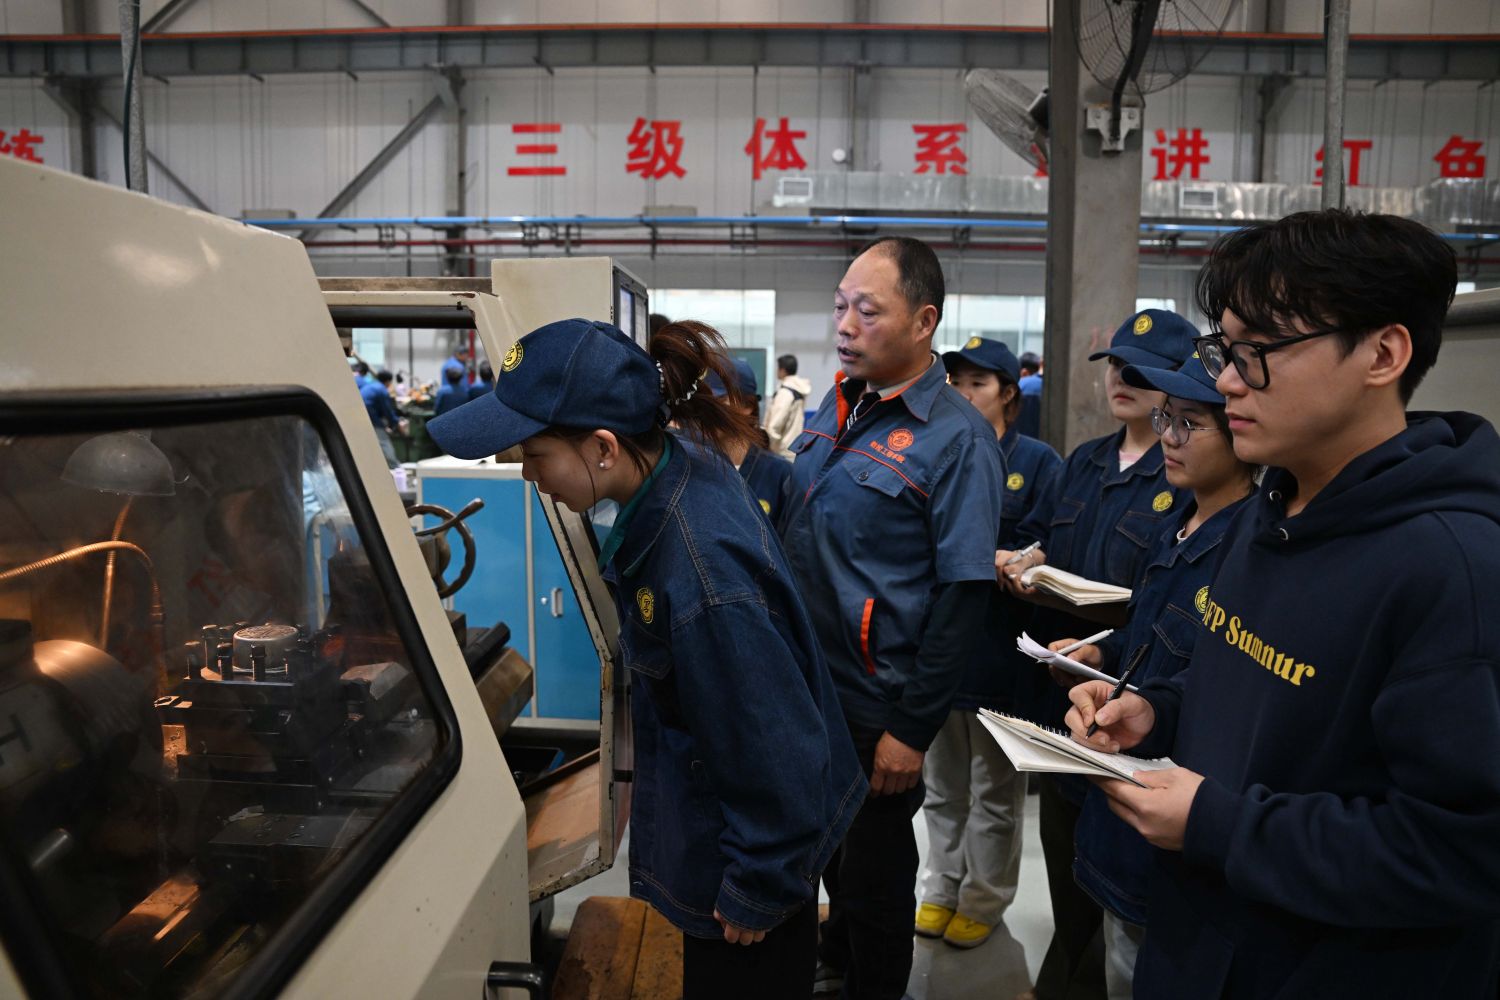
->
[683,898,818,1000]
[818,725,925,1000]
[1033,775,1106,1000]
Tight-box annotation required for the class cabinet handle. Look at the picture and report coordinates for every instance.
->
[485,960,545,999]
[549,587,564,618]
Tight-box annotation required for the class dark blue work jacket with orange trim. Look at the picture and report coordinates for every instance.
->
[955,427,1063,712]
[778,358,1005,746]
[602,437,865,939]
[738,444,793,525]
[1072,497,1245,926]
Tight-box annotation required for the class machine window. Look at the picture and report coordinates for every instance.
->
[0,403,454,998]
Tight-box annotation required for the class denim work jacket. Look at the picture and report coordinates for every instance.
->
[1072,499,1245,925]
[603,436,866,939]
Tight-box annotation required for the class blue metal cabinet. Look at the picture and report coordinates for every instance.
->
[413,457,601,720]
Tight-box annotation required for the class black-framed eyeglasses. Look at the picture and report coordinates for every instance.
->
[1150,406,1219,446]
[1192,328,1343,390]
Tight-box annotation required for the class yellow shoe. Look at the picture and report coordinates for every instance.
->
[914,902,955,938]
[942,914,994,949]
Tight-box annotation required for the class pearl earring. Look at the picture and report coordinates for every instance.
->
[598,461,606,469]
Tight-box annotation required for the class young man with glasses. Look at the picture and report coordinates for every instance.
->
[1066,209,1500,998]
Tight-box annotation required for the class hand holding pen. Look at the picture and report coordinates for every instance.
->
[1085,644,1151,740]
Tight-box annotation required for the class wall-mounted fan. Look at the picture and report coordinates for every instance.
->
[1074,0,1241,149]
[965,70,1050,172]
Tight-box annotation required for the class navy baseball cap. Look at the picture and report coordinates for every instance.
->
[1088,309,1198,368]
[705,357,759,400]
[942,336,1021,382]
[427,318,660,459]
[1121,351,1224,405]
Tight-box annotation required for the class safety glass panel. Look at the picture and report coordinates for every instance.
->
[0,408,451,999]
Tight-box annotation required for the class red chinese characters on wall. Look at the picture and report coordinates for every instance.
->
[0,128,44,163]
[913,123,968,175]
[507,123,565,177]
[1434,135,1486,179]
[626,118,687,179]
[744,117,808,181]
[1314,139,1373,186]
[1150,128,1210,181]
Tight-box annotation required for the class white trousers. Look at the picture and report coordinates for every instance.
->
[917,710,1027,924]
[1103,911,1146,1000]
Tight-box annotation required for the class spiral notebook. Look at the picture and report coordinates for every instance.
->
[976,709,1177,788]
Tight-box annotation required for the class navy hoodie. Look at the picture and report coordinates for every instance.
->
[1133,412,1500,998]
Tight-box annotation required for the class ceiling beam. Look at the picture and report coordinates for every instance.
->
[4,26,1497,82]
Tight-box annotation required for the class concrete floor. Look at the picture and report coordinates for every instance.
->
[549,789,1050,999]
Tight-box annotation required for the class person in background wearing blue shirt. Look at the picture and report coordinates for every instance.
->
[780,237,1005,999]
[997,309,1196,1000]
[1069,210,1500,999]
[433,365,466,417]
[1046,353,1254,999]
[468,360,494,401]
[706,356,793,524]
[360,369,401,468]
[353,359,372,389]
[1016,352,1043,439]
[915,336,1060,951]
[427,318,864,1000]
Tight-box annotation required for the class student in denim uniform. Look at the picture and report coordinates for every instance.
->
[428,318,865,1000]
[1046,354,1255,998]
[433,365,467,417]
[1070,211,1500,1000]
[996,308,1196,1000]
[467,360,494,401]
[915,336,1060,949]
[706,356,794,524]
[779,237,1005,999]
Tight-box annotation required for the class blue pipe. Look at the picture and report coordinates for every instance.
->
[241,213,1499,243]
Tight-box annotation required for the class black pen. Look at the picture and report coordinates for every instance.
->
[1086,644,1149,740]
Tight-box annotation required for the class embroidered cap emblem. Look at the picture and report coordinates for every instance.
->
[759,499,771,515]
[965,336,983,350]
[1006,472,1025,491]
[1152,490,1174,512]
[1133,314,1153,335]
[888,428,914,452]
[636,587,655,625]
[502,342,524,372]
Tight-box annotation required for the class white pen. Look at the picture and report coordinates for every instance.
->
[1056,628,1114,656]
[1002,541,1040,567]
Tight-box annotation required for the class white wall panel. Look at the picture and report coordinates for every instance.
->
[471,0,542,24]
[0,1,64,32]
[0,81,71,174]
[54,0,1500,31]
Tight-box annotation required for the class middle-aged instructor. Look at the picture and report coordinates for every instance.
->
[778,236,1005,999]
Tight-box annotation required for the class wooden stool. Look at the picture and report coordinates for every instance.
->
[553,897,684,1000]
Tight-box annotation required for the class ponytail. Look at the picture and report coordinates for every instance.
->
[650,320,760,458]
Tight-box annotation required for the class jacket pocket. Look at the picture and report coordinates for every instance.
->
[858,598,876,675]
[1045,496,1086,564]
[1153,601,1203,662]
[843,456,909,498]
[619,618,674,680]
[1104,508,1164,586]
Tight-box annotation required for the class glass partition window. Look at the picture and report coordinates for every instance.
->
[935,296,1178,360]
[652,289,777,394]
[0,406,451,998]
